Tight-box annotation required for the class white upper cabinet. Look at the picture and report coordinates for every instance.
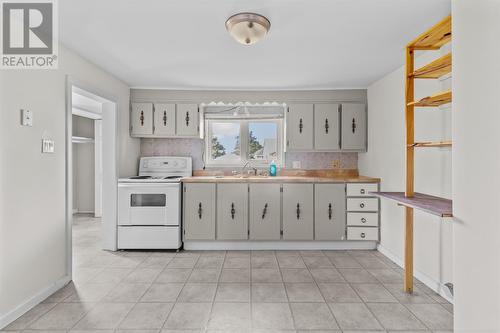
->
[153,103,176,136]
[176,103,199,137]
[286,104,314,151]
[314,103,340,150]
[131,103,153,136]
[341,103,366,151]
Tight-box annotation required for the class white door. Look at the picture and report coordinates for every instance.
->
[341,103,366,151]
[286,104,314,151]
[176,104,199,137]
[314,103,340,150]
[154,103,176,136]
[131,103,153,136]
[249,183,281,240]
[282,184,314,240]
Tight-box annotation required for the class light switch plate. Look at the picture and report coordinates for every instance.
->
[42,139,55,153]
[292,161,301,169]
[21,109,33,126]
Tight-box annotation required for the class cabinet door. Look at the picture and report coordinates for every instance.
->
[341,103,366,151]
[217,184,248,240]
[184,184,215,240]
[314,184,346,240]
[176,103,199,137]
[249,184,281,240]
[282,184,313,240]
[154,103,176,136]
[131,103,153,136]
[314,104,340,150]
[286,104,314,150]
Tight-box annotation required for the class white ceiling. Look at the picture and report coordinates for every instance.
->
[60,0,450,90]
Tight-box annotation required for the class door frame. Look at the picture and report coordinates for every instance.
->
[65,76,119,280]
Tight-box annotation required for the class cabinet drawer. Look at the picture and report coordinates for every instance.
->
[347,198,378,212]
[347,212,379,227]
[346,183,378,197]
[347,227,378,241]
[118,226,181,249]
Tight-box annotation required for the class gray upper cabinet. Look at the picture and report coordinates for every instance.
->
[282,184,314,240]
[287,104,314,151]
[341,103,366,151]
[176,103,199,137]
[314,103,340,150]
[131,103,153,136]
[184,183,216,240]
[249,184,281,240]
[217,184,248,240]
[153,103,176,136]
[314,184,346,240]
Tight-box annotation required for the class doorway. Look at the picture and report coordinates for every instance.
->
[66,80,119,280]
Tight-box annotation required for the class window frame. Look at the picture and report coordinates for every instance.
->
[204,118,284,168]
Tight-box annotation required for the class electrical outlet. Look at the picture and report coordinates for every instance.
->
[42,139,55,153]
[332,159,341,169]
[21,109,33,126]
[292,161,301,169]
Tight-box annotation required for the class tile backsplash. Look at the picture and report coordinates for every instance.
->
[141,138,357,170]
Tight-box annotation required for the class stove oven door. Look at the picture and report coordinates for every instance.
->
[118,183,180,226]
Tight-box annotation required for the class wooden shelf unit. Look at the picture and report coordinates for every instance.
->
[411,53,451,79]
[407,90,452,107]
[377,15,453,294]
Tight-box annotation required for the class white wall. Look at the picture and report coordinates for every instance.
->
[0,45,138,327]
[73,116,95,213]
[359,49,453,298]
[452,1,500,331]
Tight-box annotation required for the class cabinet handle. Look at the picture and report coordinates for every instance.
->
[328,203,332,220]
[352,118,357,133]
[231,203,235,219]
[299,118,303,133]
[185,111,190,127]
[296,203,301,219]
[163,111,167,126]
[325,118,329,134]
[361,217,367,223]
[359,203,365,208]
[140,110,144,126]
[262,203,268,219]
[360,189,365,194]
[198,202,202,219]
[360,232,366,239]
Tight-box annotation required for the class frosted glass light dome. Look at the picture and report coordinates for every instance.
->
[225,13,271,45]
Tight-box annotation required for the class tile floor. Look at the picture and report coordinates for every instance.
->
[3,215,454,333]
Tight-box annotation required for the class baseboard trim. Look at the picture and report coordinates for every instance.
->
[377,244,453,303]
[0,275,71,329]
[184,241,378,251]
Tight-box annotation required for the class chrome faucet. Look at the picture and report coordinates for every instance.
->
[241,161,258,176]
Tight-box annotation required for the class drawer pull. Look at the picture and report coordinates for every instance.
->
[198,202,202,219]
[361,217,367,223]
[231,203,235,219]
[262,203,268,219]
[360,232,366,239]
[359,203,365,208]
[328,203,332,220]
[296,203,301,219]
[360,189,365,194]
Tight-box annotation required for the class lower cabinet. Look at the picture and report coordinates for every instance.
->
[282,184,314,240]
[184,183,216,240]
[249,183,281,240]
[314,184,346,240]
[217,184,248,240]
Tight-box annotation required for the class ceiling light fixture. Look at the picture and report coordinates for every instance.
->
[225,12,271,45]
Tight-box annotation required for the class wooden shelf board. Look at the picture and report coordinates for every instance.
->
[407,90,452,107]
[371,192,452,217]
[408,15,451,49]
[411,53,451,79]
[408,141,452,148]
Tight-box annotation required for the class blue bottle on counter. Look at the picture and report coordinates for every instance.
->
[269,160,277,177]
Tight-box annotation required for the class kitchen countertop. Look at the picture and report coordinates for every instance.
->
[181,175,380,183]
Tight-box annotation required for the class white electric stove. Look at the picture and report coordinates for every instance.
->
[117,156,192,249]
